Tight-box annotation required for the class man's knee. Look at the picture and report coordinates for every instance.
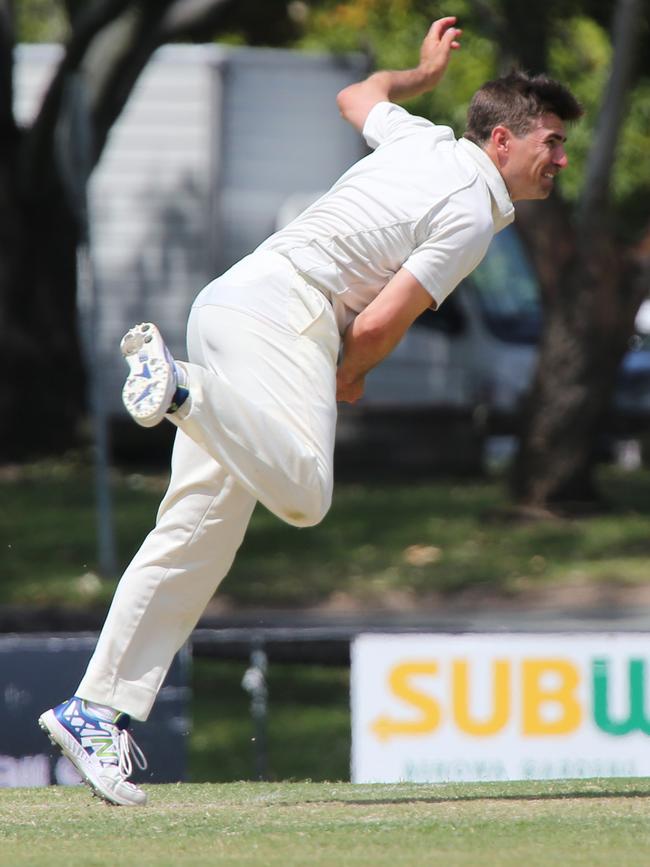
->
[280,489,332,528]
[283,511,321,528]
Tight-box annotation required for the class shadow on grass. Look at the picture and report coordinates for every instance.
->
[297,787,650,807]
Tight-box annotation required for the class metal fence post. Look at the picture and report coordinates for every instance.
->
[241,634,269,780]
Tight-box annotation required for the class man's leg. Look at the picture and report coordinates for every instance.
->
[39,432,256,805]
[76,431,256,719]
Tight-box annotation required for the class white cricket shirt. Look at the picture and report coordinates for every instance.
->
[261,101,515,331]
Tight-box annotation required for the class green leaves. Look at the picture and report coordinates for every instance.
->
[16,0,69,42]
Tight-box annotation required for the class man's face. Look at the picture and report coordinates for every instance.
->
[500,113,569,202]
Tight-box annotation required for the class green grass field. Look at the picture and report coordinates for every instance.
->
[2,779,650,866]
[3,460,650,864]
[2,459,650,609]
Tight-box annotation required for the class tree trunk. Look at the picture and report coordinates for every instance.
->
[0,0,238,459]
[511,203,645,511]
[0,136,84,459]
[509,0,645,512]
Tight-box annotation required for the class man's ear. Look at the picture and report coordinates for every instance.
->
[490,125,512,165]
[491,125,510,151]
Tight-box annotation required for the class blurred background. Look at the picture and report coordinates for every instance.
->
[1,0,649,787]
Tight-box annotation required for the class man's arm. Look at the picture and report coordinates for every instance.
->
[336,16,462,133]
[336,269,434,403]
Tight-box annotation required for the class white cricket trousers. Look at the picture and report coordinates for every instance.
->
[77,251,341,720]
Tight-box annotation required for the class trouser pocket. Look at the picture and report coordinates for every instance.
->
[288,278,340,366]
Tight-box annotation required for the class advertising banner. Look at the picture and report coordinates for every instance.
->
[351,633,650,783]
[0,634,190,788]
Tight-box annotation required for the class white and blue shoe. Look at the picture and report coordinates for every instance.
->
[39,697,148,806]
[120,322,188,428]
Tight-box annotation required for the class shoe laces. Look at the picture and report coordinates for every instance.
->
[114,720,148,780]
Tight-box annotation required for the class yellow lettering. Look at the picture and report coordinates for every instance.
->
[522,659,582,735]
[371,661,441,741]
[453,659,510,736]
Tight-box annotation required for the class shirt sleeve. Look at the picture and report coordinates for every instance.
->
[402,205,494,308]
[362,102,440,150]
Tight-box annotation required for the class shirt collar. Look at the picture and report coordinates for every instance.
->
[457,137,515,233]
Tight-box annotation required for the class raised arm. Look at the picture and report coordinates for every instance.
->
[336,269,434,403]
[336,16,462,133]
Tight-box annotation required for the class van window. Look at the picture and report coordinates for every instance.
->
[469,227,542,345]
[416,293,466,335]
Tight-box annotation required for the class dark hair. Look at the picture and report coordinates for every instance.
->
[464,70,583,146]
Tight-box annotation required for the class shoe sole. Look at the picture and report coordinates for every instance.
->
[38,711,146,807]
[120,322,176,428]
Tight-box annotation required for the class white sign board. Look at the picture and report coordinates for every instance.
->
[351,633,650,783]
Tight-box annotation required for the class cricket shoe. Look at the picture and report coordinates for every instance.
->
[38,697,148,806]
[120,322,188,428]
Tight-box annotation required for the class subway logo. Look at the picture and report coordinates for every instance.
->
[369,656,650,740]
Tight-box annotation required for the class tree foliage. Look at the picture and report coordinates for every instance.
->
[298,0,650,239]
[16,0,69,42]
[18,0,649,242]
